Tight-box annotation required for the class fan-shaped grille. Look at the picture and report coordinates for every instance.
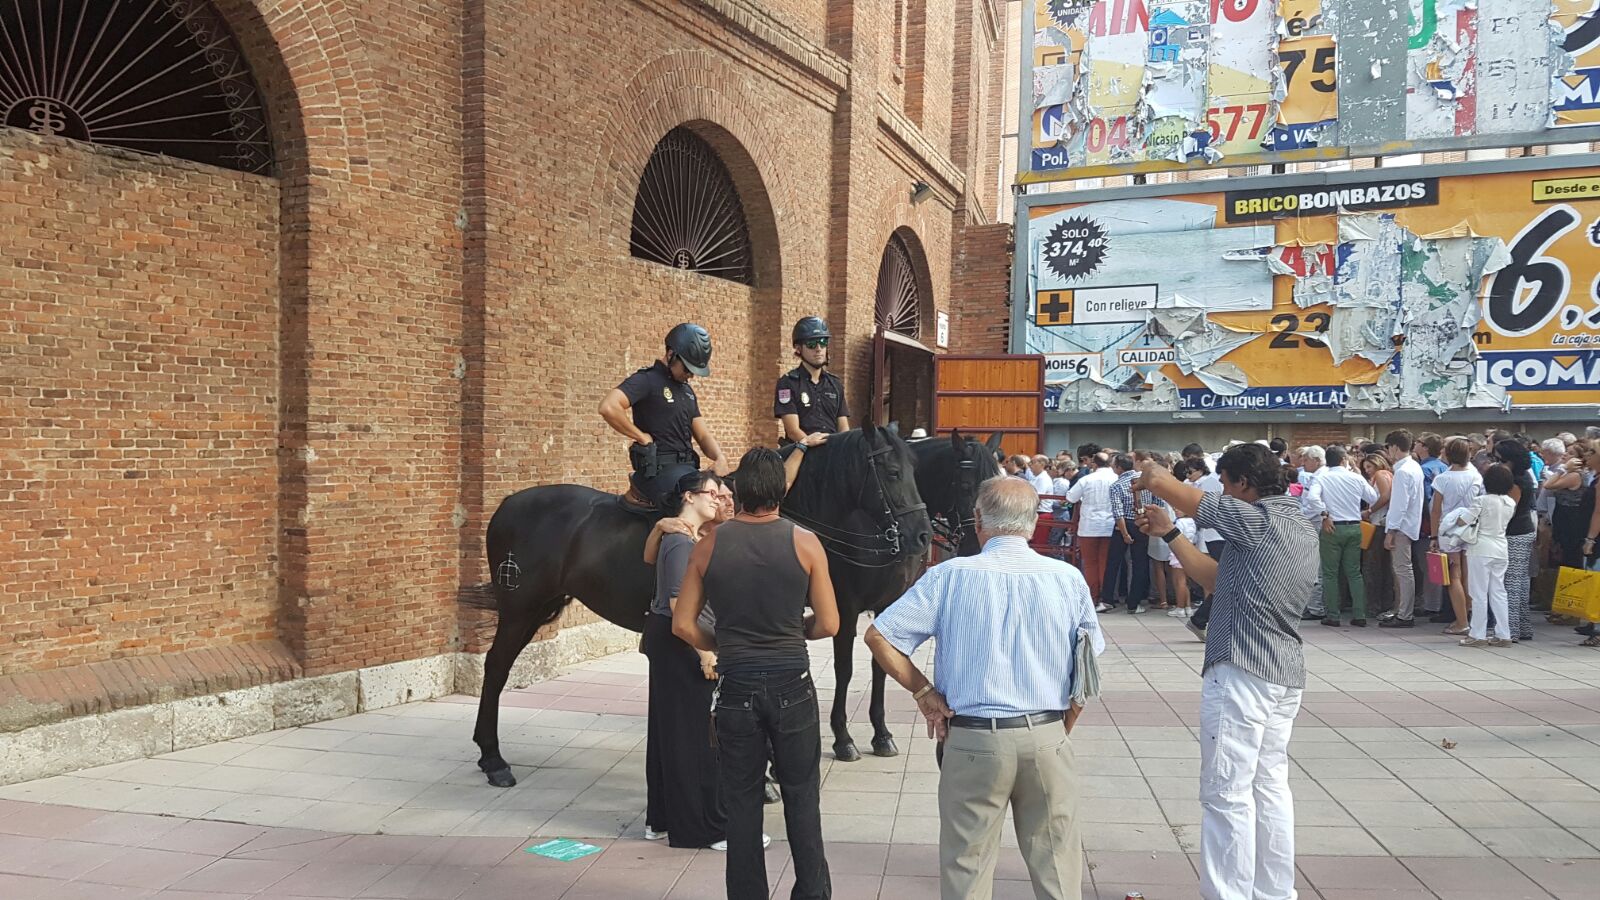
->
[0,0,272,174]
[629,127,753,285]
[875,233,921,338]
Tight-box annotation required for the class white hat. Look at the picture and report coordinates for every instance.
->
[909,427,928,439]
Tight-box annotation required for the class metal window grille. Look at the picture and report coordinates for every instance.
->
[628,127,754,286]
[0,0,273,175]
[875,232,921,338]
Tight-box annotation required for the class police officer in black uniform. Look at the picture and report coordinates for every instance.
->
[774,316,850,445]
[599,323,729,508]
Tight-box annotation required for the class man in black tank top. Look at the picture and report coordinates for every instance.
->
[674,447,840,900]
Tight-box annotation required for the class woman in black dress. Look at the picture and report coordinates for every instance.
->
[641,471,728,848]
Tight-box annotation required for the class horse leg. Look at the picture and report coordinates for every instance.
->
[830,630,861,762]
[472,608,543,787]
[868,657,898,757]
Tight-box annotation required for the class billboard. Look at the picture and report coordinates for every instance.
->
[1019,161,1600,415]
[1025,0,1600,181]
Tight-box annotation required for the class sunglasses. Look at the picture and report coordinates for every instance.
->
[689,489,719,497]
[803,339,829,350]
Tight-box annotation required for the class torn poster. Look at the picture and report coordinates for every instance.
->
[1404,0,1479,140]
[1139,1,1211,135]
[1475,4,1566,134]
[1268,33,1338,151]
[1552,0,1600,127]
[1204,0,1276,158]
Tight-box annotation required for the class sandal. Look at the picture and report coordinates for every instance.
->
[1442,625,1469,636]
[1582,635,1600,648]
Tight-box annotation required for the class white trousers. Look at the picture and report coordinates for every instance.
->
[1466,554,1510,641]
[1199,662,1303,900]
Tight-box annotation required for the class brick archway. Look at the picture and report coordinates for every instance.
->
[590,50,791,455]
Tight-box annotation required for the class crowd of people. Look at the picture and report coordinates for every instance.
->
[1018,427,1600,650]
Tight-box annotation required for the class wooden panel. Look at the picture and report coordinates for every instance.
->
[933,354,1046,459]
[935,358,1041,393]
[934,396,1041,431]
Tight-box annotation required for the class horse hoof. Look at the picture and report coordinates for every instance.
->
[484,767,517,788]
[833,742,861,762]
[763,781,781,804]
[872,737,899,758]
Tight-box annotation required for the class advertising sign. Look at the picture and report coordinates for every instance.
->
[1025,0,1600,181]
[1020,162,1600,414]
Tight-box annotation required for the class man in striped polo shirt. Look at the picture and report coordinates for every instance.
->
[1135,443,1317,900]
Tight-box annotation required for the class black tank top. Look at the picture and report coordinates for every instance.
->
[704,518,811,675]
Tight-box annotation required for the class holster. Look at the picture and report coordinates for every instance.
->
[629,442,659,480]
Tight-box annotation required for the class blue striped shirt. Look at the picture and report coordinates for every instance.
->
[872,536,1105,718]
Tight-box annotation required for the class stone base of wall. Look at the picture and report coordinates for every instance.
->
[0,620,635,786]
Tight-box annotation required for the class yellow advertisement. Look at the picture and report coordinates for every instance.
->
[1554,0,1600,128]
[1025,165,1600,413]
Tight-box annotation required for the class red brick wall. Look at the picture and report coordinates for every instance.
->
[949,222,1013,355]
[3,0,999,683]
[0,132,280,674]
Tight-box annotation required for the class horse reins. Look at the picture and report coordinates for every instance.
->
[783,441,927,568]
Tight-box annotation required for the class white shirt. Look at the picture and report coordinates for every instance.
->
[871,536,1105,718]
[1028,469,1055,512]
[1306,466,1377,522]
[1064,467,1118,537]
[1296,467,1323,521]
[1196,472,1224,544]
[1388,456,1425,541]
[1432,467,1484,519]
[1465,494,1515,560]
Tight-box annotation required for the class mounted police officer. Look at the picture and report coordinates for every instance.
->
[774,316,850,445]
[600,323,730,508]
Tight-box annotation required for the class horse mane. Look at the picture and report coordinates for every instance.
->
[783,428,878,519]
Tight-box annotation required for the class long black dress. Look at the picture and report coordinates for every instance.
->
[643,532,725,848]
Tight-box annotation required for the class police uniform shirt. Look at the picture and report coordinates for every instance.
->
[773,366,849,435]
[618,361,700,454]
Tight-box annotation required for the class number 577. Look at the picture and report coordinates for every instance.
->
[1206,104,1268,143]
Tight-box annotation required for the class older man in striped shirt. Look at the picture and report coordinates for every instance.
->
[1134,444,1317,900]
[866,476,1103,900]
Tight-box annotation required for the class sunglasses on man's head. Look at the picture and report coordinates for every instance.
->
[803,339,829,349]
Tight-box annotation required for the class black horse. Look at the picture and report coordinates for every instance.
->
[811,428,1006,762]
[471,423,931,787]
[909,430,1004,559]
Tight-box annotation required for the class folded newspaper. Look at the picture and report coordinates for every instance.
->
[1070,626,1101,707]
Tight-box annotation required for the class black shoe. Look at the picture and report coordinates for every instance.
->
[1301,611,1324,620]
[1377,611,1397,621]
[1351,618,1367,627]
[1321,618,1341,627]
[1379,617,1415,628]
[1577,623,1596,636]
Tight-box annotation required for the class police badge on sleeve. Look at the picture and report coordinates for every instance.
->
[777,388,791,404]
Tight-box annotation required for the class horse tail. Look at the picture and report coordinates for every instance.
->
[458,581,500,613]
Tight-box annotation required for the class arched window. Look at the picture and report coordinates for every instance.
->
[629,127,754,285]
[875,232,921,339]
[0,0,272,174]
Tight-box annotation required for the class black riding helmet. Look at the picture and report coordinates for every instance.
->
[792,316,830,345]
[665,323,712,376]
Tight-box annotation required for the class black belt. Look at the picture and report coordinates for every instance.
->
[949,711,1063,730]
[1331,520,1361,525]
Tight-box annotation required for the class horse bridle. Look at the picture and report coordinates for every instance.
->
[784,440,928,568]
[931,455,979,556]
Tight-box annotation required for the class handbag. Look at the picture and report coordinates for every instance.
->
[1553,567,1600,622]
[1425,550,1451,586]
[1359,521,1377,550]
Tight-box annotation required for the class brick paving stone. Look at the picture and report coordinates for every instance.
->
[2,616,1598,896]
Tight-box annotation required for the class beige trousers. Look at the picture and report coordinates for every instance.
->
[937,721,1082,900]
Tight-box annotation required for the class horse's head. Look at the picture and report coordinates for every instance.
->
[861,421,933,559]
[784,423,932,565]
[916,430,1003,556]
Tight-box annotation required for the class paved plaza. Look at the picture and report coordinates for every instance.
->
[1,612,1598,899]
